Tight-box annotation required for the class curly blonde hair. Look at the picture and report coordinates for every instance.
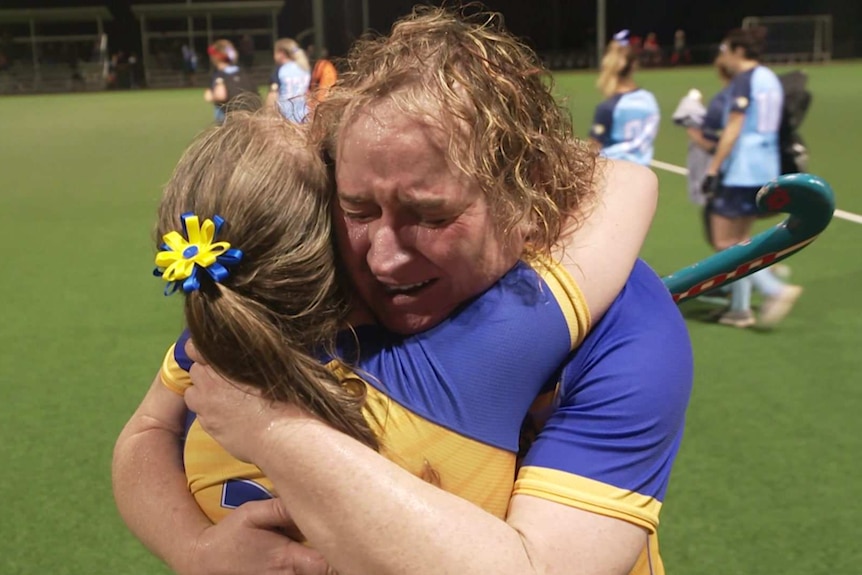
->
[312,5,596,255]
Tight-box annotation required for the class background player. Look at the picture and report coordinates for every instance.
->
[203,40,242,125]
[266,38,311,123]
[589,29,661,166]
[306,44,338,111]
[703,27,802,328]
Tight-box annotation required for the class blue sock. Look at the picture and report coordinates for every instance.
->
[750,269,785,298]
[730,277,752,312]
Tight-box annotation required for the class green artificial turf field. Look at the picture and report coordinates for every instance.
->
[1,63,859,574]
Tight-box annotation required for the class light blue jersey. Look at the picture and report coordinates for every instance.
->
[269,62,310,123]
[590,89,660,166]
[722,66,784,186]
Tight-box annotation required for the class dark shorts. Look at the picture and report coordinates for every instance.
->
[708,185,761,218]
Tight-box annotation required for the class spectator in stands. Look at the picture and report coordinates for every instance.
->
[182,43,198,86]
[671,29,691,65]
[629,33,643,59]
[266,38,311,123]
[128,53,141,89]
[642,32,661,67]
[239,34,255,69]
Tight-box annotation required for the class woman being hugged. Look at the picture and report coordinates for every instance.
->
[590,30,661,166]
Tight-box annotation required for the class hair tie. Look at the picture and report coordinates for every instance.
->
[613,29,631,47]
[153,212,244,295]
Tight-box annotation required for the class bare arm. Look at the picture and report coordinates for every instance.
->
[266,89,279,110]
[183,263,691,575]
[205,78,228,104]
[112,375,210,574]
[185,343,667,575]
[555,158,658,323]
[212,81,228,103]
[707,111,744,175]
[241,416,643,575]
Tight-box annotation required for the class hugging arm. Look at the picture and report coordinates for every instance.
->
[112,348,330,575]
[186,262,694,575]
[556,158,658,323]
[112,374,211,574]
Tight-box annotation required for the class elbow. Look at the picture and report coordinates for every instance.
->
[630,162,659,218]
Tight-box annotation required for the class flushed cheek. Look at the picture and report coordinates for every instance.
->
[335,220,370,267]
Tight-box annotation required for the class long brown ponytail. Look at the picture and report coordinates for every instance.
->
[155,110,377,450]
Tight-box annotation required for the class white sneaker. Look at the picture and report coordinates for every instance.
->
[758,285,803,328]
[718,309,756,328]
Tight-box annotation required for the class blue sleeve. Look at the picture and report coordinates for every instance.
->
[514,260,693,530]
[337,260,584,451]
[590,99,615,145]
[174,329,193,371]
[730,70,754,114]
[269,65,280,88]
[702,88,730,141]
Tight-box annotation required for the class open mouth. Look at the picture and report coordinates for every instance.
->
[381,279,436,296]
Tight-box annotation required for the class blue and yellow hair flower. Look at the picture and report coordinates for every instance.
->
[154,212,243,295]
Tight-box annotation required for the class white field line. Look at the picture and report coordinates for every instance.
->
[649,159,862,225]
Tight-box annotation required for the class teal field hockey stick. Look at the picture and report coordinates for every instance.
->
[662,173,835,304]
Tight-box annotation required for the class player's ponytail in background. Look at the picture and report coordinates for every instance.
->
[597,30,637,97]
[725,26,768,60]
[275,38,311,72]
[155,110,378,450]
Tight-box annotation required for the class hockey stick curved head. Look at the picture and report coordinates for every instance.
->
[664,173,835,304]
[756,172,834,237]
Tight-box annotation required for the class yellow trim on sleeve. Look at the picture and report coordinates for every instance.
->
[527,254,591,349]
[159,343,192,396]
[514,466,661,533]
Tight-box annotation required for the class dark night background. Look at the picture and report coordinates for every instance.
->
[1,0,858,59]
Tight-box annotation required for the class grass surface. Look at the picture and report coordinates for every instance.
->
[1,65,859,574]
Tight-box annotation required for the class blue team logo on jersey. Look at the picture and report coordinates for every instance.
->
[221,478,273,509]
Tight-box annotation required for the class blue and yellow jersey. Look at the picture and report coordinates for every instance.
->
[515,259,694,575]
[160,256,589,522]
[723,66,784,186]
[590,89,661,166]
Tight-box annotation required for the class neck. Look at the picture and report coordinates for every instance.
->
[738,60,757,73]
[615,78,637,93]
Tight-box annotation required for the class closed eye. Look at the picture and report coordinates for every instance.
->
[343,210,377,223]
[419,217,453,228]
